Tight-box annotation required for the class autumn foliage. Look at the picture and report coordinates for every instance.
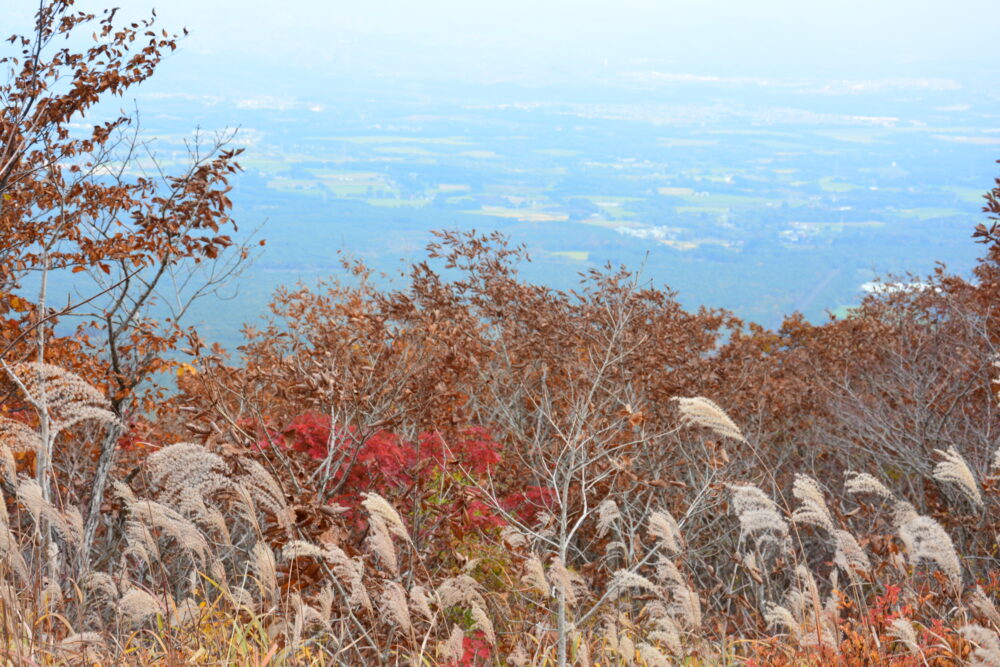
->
[4,2,1000,665]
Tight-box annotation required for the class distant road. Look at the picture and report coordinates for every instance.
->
[794,267,842,314]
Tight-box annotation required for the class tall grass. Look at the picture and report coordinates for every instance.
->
[2,358,999,664]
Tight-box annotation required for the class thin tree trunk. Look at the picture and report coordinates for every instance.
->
[81,421,122,570]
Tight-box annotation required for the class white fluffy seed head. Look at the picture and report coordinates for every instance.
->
[844,471,894,500]
[897,514,962,589]
[933,447,983,508]
[361,492,410,542]
[833,529,871,578]
[596,498,621,538]
[380,581,412,635]
[647,510,683,553]
[522,556,549,595]
[961,624,1000,666]
[610,569,660,597]
[671,396,747,442]
[791,474,834,533]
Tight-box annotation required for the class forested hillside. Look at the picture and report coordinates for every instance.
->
[3,3,1000,665]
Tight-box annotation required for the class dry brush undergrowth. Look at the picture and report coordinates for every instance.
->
[3,361,1000,665]
[3,232,1000,665]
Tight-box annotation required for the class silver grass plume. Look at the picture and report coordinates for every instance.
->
[283,540,327,560]
[443,624,464,663]
[58,632,107,659]
[844,471,895,499]
[361,492,411,542]
[170,598,201,629]
[409,585,435,624]
[438,574,487,610]
[672,396,746,442]
[970,586,1000,628]
[501,525,528,549]
[0,418,41,484]
[764,603,800,637]
[471,603,496,645]
[547,556,585,608]
[146,443,232,504]
[728,484,790,553]
[366,515,399,576]
[5,363,118,435]
[610,569,660,597]
[251,541,278,603]
[647,510,683,553]
[324,544,371,613]
[118,588,164,626]
[0,487,28,582]
[16,478,80,549]
[790,474,834,532]
[637,642,671,667]
[522,555,549,595]
[643,605,682,656]
[894,509,963,589]
[888,617,919,654]
[381,581,412,635]
[125,498,209,565]
[596,498,621,538]
[656,558,702,628]
[508,643,530,667]
[238,458,289,524]
[833,529,871,579]
[933,446,983,508]
[601,614,619,654]
[122,520,159,568]
[619,634,636,665]
[283,540,373,613]
[961,625,1000,666]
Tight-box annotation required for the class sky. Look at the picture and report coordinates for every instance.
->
[6,0,1000,94]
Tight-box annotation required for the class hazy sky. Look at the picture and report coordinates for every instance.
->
[6,0,1000,92]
